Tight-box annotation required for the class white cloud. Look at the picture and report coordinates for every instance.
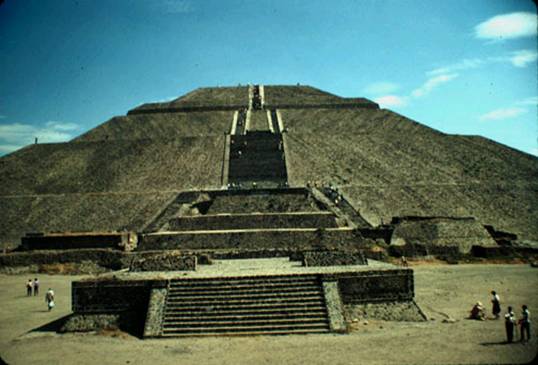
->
[509,50,538,67]
[530,148,538,157]
[374,95,407,108]
[479,107,527,121]
[411,73,458,98]
[428,59,484,76]
[363,82,400,95]
[45,121,80,131]
[427,49,537,76]
[516,96,538,106]
[154,95,180,103]
[475,12,537,40]
[0,121,78,154]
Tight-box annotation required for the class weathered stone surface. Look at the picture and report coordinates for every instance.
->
[337,269,414,303]
[282,106,538,240]
[303,250,366,266]
[143,288,167,337]
[0,249,127,269]
[60,314,121,332]
[390,217,497,254]
[130,252,196,271]
[343,300,426,322]
[138,228,363,251]
[322,281,346,332]
[167,212,338,231]
[72,280,151,313]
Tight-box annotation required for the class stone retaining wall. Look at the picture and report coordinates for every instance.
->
[388,242,461,258]
[168,212,338,231]
[71,280,165,313]
[0,249,128,269]
[334,269,414,303]
[303,250,367,266]
[130,251,197,271]
[20,232,137,251]
[139,229,363,251]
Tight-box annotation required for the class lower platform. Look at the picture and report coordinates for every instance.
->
[70,258,414,337]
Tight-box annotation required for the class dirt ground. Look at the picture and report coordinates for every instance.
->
[0,263,537,365]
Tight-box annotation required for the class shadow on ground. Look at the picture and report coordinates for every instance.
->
[28,314,72,333]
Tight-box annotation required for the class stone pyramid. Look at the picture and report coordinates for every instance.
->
[1,85,537,253]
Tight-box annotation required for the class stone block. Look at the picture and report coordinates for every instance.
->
[130,252,196,271]
[322,281,346,332]
[303,250,366,266]
[143,288,167,337]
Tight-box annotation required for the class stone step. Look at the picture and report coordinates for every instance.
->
[169,276,318,286]
[164,301,326,312]
[164,310,328,320]
[163,317,329,327]
[167,290,322,300]
[160,273,330,337]
[162,322,330,335]
[160,327,329,337]
[169,281,318,292]
[168,285,320,297]
[165,295,324,306]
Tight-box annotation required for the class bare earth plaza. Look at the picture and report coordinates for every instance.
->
[0,84,537,364]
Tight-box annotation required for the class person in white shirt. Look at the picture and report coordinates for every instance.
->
[45,288,55,311]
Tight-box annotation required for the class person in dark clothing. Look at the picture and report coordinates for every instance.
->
[470,302,486,320]
[504,306,516,343]
[520,305,531,342]
[491,290,501,319]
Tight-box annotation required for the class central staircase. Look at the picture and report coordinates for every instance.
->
[161,274,330,336]
[228,132,287,188]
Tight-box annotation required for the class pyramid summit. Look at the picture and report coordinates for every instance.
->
[1,84,537,253]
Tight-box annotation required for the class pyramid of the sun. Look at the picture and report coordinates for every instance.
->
[1,85,537,249]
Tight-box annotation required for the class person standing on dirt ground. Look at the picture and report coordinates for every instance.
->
[504,306,516,343]
[45,288,55,311]
[491,290,501,319]
[33,278,39,296]
[519,305,531,343]
[26,279,33,297]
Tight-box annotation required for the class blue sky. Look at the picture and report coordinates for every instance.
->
[0,0,536,156]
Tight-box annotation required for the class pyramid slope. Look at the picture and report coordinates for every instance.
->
[1,192,176,243]
[0,137,225,195]
[74,111,234,142]
[131,86,249,113]
[264,85,376,108]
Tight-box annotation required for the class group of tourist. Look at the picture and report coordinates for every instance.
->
[469,290,531,343]
[26,278,55,311]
